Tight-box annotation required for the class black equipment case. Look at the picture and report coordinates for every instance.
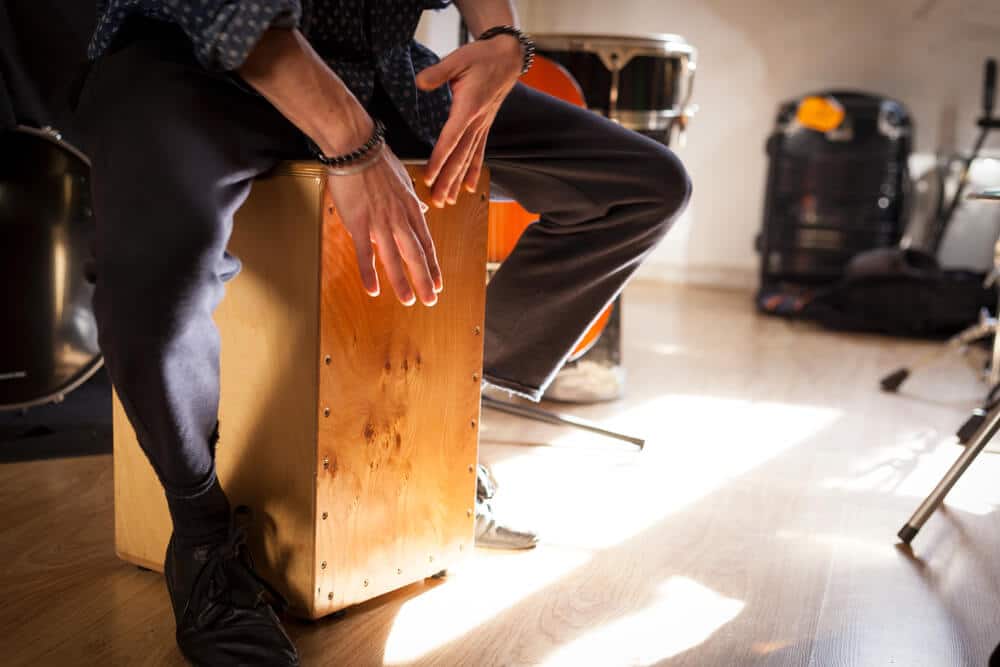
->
[756,91,912,289]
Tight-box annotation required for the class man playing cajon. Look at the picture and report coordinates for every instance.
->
[76,0,691,663]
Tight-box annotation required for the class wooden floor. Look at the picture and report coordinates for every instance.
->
[4,282,1000,666]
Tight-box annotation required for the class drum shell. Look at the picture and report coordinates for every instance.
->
[0,127,100,409]
[535,50,689,114]
[533,33,696,138]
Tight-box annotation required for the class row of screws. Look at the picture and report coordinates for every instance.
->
[319,552,462,601]
[323,326,482,420]
[316,321,479,605]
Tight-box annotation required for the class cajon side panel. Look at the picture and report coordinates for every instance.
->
[314,167,488,614]
[114,170,324,615]
[213,171,323,616]
[113,394,171,570]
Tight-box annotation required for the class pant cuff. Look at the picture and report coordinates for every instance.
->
[163,468,220,501]
[482,373,544,403]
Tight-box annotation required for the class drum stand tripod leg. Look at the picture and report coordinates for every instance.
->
[880,316,994,392]
[481,395,645,449]
[898,402,1000,544]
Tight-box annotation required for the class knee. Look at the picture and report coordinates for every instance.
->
[643,142,692,233]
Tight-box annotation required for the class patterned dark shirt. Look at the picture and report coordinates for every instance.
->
[88,1,454,143]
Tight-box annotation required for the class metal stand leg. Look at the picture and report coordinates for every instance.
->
[880,313,995,392]
[482,395,645,449]
[896,88,1000,544]
[898,401,1000,543]
[952,265,1000,442]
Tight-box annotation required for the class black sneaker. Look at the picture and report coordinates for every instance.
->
[164,507,299,666]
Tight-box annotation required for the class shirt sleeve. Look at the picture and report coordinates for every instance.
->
[171,1,302,71]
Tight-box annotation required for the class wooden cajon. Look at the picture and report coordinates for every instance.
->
[113,162,488,619]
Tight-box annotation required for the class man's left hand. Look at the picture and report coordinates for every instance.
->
[416,36,522,207]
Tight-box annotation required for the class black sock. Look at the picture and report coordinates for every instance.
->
[166,476,231,549]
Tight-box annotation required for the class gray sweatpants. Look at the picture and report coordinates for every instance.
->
[74,22,690,532]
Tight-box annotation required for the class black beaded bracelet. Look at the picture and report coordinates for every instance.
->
[309,119,387,169]
[478,25,536,75]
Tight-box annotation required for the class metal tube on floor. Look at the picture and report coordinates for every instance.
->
[482,396,645,448]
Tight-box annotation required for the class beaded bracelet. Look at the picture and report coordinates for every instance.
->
[478,25,536,75]
[309,119,387,174]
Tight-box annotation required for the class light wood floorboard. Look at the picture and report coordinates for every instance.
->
[3,283,1000,666]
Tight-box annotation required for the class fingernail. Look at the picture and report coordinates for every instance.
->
[447,197,457,205]
[434,200,444,208]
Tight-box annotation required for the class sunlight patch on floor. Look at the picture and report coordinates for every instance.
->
[382,547,592,665]
[776,529,890,562]
[491,394,843,550]
[819,429,1000,516]
[539,576,744,667]
[383,394,837,663]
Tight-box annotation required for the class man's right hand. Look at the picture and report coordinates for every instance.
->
[239,28,442,307]
[326,148,443,307]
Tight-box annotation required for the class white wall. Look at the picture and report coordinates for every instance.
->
[419,1,1000,287]
[415,3,461,56]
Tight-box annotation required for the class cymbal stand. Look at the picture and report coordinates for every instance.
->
[879,306,998,395]
[895,59,1000,544]
[879,59,1000,398]
[897,392,1000,543]
[897,241,1000,544]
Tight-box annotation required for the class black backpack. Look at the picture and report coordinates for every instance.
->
[761,247,996,338]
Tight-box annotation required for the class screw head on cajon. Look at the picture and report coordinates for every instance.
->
[112,162,489,619]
